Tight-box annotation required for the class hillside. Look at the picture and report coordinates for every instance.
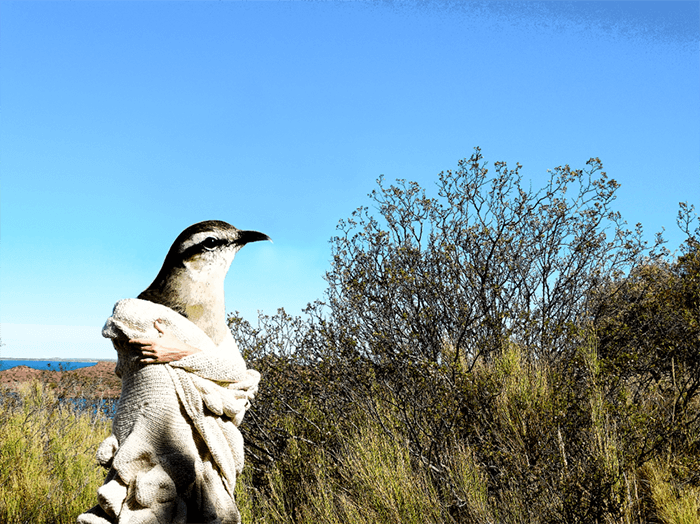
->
[0,361,121,398]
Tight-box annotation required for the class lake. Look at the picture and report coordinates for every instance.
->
[0,359,101,372]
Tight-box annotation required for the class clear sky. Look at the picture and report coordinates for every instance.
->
[1,1,698,359]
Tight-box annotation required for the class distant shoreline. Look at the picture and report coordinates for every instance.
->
[0,360,121,397]
[0,357,117,363]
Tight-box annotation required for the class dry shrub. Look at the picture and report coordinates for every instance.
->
[0,381,111,524]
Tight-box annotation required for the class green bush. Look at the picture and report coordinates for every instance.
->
[0,381,111,524]
[232,152,699,523]
[235,339,700,523]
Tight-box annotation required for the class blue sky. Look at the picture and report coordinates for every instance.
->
[1,1,698,359]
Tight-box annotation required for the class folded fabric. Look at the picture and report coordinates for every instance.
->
[78,298,260,524]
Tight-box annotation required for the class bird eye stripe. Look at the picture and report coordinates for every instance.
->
[175,237,229,262]
[201,237,226,250]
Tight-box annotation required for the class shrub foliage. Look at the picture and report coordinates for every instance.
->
[0,382,111,524]
[231,149,699,523]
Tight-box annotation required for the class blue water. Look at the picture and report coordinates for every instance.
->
[0,391,118,418]
[60,397,119,418]
[0,359,99,372]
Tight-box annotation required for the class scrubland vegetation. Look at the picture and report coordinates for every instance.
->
[2,150,698,523]
[232,150,700,523]
[0,382,111,523]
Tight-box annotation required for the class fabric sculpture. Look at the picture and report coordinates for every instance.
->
[78,298,260,524]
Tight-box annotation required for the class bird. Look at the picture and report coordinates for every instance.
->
[77,220,269,524]
[137,220,270,346]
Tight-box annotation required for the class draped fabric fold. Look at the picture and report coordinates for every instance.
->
[78,299,259,524]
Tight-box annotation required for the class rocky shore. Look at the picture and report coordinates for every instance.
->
[0,361,121,398]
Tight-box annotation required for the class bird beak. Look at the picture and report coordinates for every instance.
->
[236,230,272,245]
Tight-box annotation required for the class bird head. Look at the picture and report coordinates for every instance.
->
[139,220,270,333]
[163,220,270,284]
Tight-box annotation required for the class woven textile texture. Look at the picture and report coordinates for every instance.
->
[78,298,260,524]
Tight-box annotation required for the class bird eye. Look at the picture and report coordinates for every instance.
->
[202,237,220,251]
